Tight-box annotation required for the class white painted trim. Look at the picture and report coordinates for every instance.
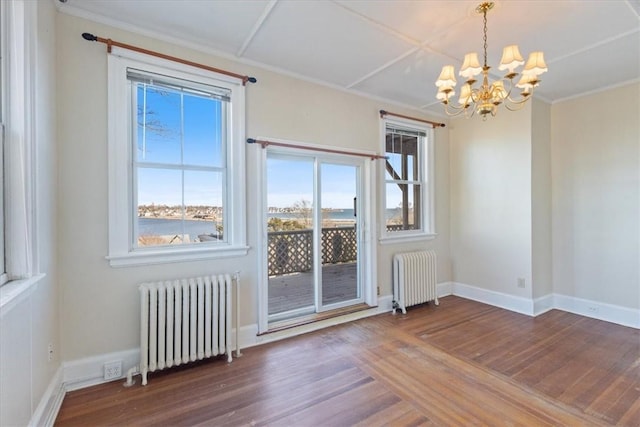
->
[437,281,453,297]
[450,281,639,328]
[451,282,535,315]
[553,294,640,329]
[533,293,555,316]
[29,366,64,427]
[379,120,435,242]
[62,349,140,391]
[0,273,45,318]
[105,50,248,267]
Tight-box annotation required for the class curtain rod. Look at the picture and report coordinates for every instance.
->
[81,32,257,86]
[379,110,445,128]
[247,138,388,161]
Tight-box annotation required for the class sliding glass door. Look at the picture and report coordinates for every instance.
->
[265,152,363,323]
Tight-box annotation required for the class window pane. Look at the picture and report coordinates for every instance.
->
[183,95,224,168]
[385,132,419,181]
[385,183,421,232]
[184,170,224,242]
[136,168,185,247]
[385,133,402,180]
[135,84,182,164]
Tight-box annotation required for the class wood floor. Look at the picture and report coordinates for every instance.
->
[268,262,357,314]
[55,296,640,426]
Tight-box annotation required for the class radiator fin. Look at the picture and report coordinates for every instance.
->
[393,250,439,314]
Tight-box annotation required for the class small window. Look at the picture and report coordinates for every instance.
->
[380,119,435,242]
[107,51,248,266]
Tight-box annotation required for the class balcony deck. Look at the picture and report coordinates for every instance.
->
[268,262,357,315]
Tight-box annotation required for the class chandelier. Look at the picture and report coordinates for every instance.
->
[435,2,547,119]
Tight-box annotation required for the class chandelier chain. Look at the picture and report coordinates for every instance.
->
[482,9,488,68]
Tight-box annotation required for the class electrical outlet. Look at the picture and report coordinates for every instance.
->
[517,278,526,288]
[587,305,599,314]
[48,343,54,362]
[104,361,122,380]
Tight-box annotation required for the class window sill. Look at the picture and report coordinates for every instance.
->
[379,233,438,245]
[0,274,46,317]
[107,245,250,267]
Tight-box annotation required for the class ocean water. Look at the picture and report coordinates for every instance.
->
[138,218,221,240]
[139,208,400,238]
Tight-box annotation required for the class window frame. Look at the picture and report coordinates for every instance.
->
[106,48,248,267]
[0,0,36,285]
[379,116,435,243]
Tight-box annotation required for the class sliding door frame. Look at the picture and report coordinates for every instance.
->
[254,138,377,334]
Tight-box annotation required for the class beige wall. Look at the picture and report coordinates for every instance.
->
[551,83,640,309]
[56,13,451,361]
[449,104,533,297]
[531,99,552,298]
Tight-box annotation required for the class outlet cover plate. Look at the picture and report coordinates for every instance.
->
[104,361,122,380]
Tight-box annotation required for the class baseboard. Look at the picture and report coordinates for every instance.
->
[449,282,639,328]
[533,294,555,316]
[29,366,64,427]
[437,281,453,297]
[553,294,640,329]
[451,282,535,315]
[63,348,140,391]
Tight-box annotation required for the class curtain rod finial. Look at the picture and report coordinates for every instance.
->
[82,32,98,41]
[248,77,257,84]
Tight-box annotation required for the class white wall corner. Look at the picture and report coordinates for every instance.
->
[451,282,535,316]
[437,281,454,297]
[29,366,64,427]
[533,294,555,316]
[553,294,640,329]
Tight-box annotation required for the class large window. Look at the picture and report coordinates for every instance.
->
[107,51,247,266]
[380,118,435,241]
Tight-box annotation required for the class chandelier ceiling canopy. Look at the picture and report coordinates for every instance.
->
[435,2,548,120]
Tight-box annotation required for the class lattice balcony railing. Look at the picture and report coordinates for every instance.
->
[267,226,357,276]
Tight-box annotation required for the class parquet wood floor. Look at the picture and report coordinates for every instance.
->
[55,296,639,426]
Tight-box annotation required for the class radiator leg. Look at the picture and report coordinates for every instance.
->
[435,297,440,306]
[142,370,148,386]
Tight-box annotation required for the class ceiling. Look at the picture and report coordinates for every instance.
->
[58,0,640,117]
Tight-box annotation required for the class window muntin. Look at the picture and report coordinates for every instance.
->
[381,120,434,240]
[131,71,229,248]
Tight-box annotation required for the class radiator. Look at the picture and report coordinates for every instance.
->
[393,251,439,314]
[138,273,239,385]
